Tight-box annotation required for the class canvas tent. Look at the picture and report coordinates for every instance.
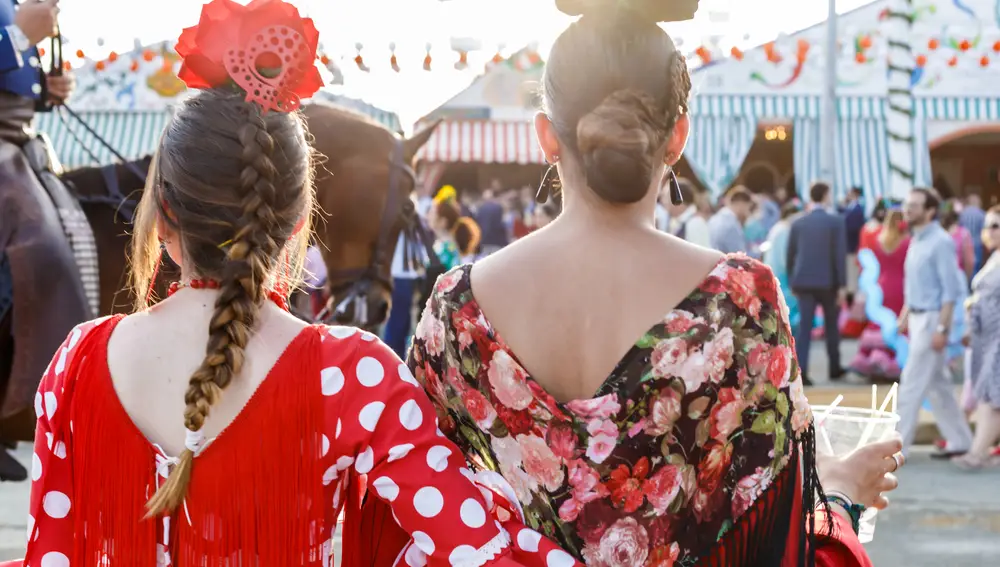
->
[35,43,402,169]
[685,0,1000,202]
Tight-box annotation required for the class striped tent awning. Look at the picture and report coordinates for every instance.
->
[34,110,172,170]
[415,120,545,165]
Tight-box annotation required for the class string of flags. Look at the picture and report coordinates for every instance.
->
[53,41,533,78]
[693,34,1000,69]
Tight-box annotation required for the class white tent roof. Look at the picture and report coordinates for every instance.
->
[692,0,1000,98]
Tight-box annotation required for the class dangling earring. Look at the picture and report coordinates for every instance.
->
[664,153,683,206]
[536,155,561,204]
[667,169,683,206]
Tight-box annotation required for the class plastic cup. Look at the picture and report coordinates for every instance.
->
[812,405,900,544]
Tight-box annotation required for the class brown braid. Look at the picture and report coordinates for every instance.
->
[143,93,310,516]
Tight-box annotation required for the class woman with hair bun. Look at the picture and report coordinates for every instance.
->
[384,1,904,566]
[7,2,555,566]
[430,185,482,268]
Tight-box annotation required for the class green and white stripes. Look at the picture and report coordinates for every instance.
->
[883,0,917,199]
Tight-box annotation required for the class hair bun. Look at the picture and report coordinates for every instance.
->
[555,0,700,22]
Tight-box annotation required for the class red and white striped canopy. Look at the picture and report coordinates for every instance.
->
[415,120,546,164]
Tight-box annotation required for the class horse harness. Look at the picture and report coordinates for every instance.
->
[318,138,442,328]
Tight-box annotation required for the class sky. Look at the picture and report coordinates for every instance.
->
[56,0,874,128]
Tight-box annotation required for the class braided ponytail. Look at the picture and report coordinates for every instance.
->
[145,101,302,516]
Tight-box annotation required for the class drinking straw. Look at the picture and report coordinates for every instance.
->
[871,385,877,412]
[856,383,898,449]
[815,394,843,455]
[890,382,898,415]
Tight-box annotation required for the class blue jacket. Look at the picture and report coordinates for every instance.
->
[787,208,848,291]
[0,0,42,100]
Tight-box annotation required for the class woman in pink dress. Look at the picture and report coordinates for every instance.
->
[941,202,975,283]
[852,211,909,379]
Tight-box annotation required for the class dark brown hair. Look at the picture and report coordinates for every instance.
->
[727,186,753,205]
[435,199,481,257]
[131,87,313,515]
[912,186,942,216]
[545,2,692,204]
[809,182,831,204]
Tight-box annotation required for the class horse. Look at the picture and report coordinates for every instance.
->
[0,103,440,449]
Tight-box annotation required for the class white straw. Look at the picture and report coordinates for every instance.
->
[890,382,898,415]
[815,395,843,455]
[871,384,877,412]
[857,383,898,448]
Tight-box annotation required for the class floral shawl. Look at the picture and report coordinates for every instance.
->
[407,254,819,566]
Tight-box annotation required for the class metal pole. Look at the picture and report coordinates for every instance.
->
[819,0,838,192]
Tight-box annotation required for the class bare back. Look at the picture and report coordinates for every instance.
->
[470,220,721,404]
[107,297,308,456]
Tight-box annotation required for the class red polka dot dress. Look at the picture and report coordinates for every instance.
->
[14,315,566,567]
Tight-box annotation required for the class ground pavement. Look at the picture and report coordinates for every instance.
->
[3,340,999,565]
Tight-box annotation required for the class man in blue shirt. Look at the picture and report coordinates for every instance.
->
[0,0,86,483]
[897,187,973,457]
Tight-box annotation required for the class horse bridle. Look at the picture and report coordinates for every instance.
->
[317,138,441,328]
[45,27,146,222]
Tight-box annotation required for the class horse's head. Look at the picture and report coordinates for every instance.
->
[303,104,440,329]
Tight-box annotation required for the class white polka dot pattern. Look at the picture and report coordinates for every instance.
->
[42,492,71,518]
[517,528,542,552]
[355,356,385,387]
[40,551,70,567]
[372,476,400,501]
[387,443,415,462]
[459,499,486,528]
[320,366,345,396]
[24,320,571,567]
[398,399,423,431]
[425,445,452,472]
[411,531,435,555]
[413,486,444,518]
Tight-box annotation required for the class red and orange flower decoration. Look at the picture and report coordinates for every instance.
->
[175,0,324,113]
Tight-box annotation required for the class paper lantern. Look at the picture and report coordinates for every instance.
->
[859,35,872,49]
[130,60,139,72]
[354,43,369,72]
[948,56,958,67]
[980,55,990,67]
[928,38,939,50]
[389,42,400,72]
[108,52,118,63]
[993,41,1000,53]
[423,43,432,71]
[320,55,330,65]
[855,51,867,64]
[75,49,84,59]
[730,47,743,60]
[95,60,105,71]
[959,39,971,52]
[915,54,927,67]
[142,50,155,62]
[695,45,711,65]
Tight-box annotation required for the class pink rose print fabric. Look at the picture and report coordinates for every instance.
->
[408,254,813,566]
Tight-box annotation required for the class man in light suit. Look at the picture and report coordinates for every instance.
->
[787,182,848,385]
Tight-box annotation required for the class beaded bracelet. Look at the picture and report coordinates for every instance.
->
[824,490,866,535]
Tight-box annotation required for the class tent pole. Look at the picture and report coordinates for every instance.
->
[819,0,838,197]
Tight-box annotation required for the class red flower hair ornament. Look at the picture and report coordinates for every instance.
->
[175,0,323,113]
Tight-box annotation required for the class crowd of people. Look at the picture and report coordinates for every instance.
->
[656,179,1000,467]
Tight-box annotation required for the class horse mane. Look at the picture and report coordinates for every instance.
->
[61,156,152,200]
[302,103,399,167]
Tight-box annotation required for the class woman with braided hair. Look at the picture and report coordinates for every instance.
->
[369,1,906,566]
[7,2,565,566]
